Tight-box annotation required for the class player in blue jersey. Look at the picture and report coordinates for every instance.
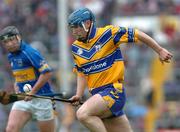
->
[68,8,173,132]
[0,26,55,132]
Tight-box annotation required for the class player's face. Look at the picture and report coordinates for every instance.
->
[1,35,20,52]
[70,25,88,41]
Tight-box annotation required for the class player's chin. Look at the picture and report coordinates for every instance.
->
[77,37,86,42]
[8,48,18,52]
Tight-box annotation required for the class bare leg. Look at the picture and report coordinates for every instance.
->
[38,119,55,132]
[6,110,31,132]
[103,115,133,132]
[76,94,111,132]
[61,104,75,132]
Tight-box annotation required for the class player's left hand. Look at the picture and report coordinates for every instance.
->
[0,91,23,105]
[158,48,173,64]
[0,91,11,105]
[69,95,81,106]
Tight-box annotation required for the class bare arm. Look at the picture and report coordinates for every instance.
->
[14,82,19,93]
[137,30,173,63]
[70,74,87,104]
[76,75,87,97]
[29,71,52,94]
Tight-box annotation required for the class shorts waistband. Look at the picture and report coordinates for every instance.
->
[90,83,113,95]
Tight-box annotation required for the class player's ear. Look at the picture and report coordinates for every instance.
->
[16,35,21,42]
[85,20,92,28]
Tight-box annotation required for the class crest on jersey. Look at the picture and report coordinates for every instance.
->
[13,59,23,67]
[95,42,102,52]
[17,59,23,66]
[77,48,83,55]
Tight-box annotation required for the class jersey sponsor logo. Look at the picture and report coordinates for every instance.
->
[83,61,107,73]
[13,67,36,82]
[128,28,134,42]
[81,49,123,74]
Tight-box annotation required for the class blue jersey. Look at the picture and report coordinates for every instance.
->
[8,41,53,95]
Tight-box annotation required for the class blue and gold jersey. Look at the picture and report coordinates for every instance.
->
[72,24,138,91]
[8,41,53,95]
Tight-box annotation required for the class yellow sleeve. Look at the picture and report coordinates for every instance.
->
[72,55,85,76]
[134,29,139,43]
[112,26,139,46]
[73,67,84,76]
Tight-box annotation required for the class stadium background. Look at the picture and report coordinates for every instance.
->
[0,0,180,132]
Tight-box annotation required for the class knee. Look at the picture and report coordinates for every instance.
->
[76,107,89,122]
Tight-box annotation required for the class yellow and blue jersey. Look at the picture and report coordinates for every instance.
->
[72,24,138,91]
[8,41,53,95]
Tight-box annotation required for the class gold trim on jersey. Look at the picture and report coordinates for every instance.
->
[13,67,36,82]
[39,63,50,72]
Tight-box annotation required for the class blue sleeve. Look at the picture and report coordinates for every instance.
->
[22,47,52,74]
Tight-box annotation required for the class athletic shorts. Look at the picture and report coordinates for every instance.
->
[12,98,54,121]
[90,83,126,117]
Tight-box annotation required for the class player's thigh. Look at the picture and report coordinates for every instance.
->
[38,119,55,132]
[103,115,133,132]
[7,110,31,129]
[77,94,111,118]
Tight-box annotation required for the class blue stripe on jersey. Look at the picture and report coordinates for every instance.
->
[79,49,123,75]
[113,27,126,45]
[72,28,112,60]
[88,24,97,40]
[128,28,134,42]
[74,64,83,72]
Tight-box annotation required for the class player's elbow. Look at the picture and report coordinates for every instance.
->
[137,30,151,43]
[43,71,53,78]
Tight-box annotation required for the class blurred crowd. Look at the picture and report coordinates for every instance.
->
[0,0,180,132]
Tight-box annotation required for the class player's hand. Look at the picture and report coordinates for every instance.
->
[0,91,21,105]
[0,91,10,105]
[24,95,33,101]
[158,48,173,64]
[24,92,34,101]
[69,95,81,106]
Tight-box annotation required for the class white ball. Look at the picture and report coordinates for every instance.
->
[23,84,32,93]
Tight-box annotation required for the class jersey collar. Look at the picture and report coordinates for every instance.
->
[87,23,96,42]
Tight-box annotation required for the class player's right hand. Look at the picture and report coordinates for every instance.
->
[0,91,20,105]
[158,48,173,64]
[69,95,81,106]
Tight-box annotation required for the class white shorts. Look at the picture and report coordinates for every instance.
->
[12,98,54,121]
